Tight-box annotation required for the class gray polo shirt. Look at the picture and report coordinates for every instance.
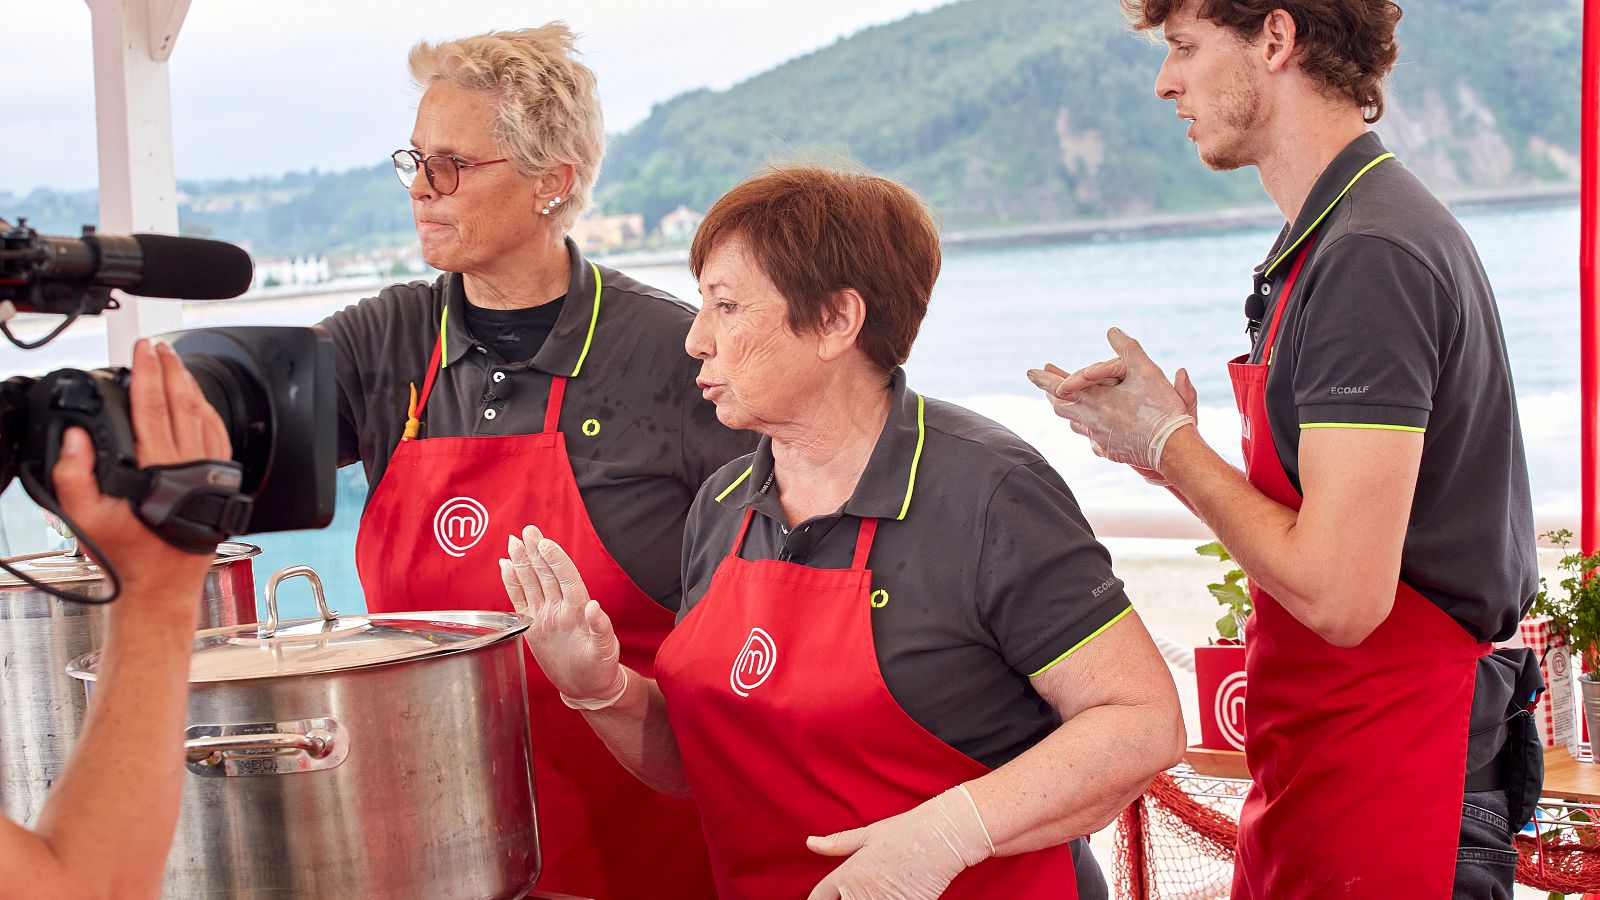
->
[1248,132,1537,642]
[680,369,1133,770]
[320,238,757,610]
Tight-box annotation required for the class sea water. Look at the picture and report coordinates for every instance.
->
[0,203,1578,617]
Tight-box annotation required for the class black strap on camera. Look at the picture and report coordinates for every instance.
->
[7,457,252,606]
[128,460,254,554]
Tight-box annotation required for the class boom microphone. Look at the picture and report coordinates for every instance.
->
[1,219,254,303]
[0,216,255,348]
[122,233,255,300]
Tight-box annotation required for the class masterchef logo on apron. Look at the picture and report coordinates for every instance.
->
[433,496,489,557]
[730,627,778,697]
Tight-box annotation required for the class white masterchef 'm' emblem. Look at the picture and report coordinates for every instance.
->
[730,627,778,698]
[433,496,489,557]
[1215,671,1248,751]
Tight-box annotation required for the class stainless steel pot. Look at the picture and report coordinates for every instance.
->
[71,566,540,900]
[0,541,259,826]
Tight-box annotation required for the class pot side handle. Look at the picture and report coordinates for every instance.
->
[184,718,347,777]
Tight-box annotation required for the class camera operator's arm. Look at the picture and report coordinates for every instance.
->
[0,340,231,900]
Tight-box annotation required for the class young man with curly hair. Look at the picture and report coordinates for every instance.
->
[1029,3,1539,896]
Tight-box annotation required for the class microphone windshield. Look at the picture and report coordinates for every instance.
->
[129,234,254,300]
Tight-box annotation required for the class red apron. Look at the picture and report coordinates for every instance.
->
[655,509,1079,899]
[1227,239,1486,898]
[355,328,715,900]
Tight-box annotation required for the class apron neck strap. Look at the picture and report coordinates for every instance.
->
[851,517,879,570]
[730,508,756,556]
[417,333,444,408]
[404,332,447,440]
[544,376,568,434]
[1262,235,1317,367]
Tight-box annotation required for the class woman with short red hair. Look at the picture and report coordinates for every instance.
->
[503,166,1185,898]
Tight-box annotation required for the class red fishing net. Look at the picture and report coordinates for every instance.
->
[1114,770,1600,897]
[1516,824,1600,894]
[1114,772,1239,899]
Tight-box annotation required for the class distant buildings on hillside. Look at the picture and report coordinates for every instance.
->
[571,204,705,255]
[249,244,428,293]
[571,212,645,256]
[179,186,311,214]
[658,205,705,242]
[243,203,705,294]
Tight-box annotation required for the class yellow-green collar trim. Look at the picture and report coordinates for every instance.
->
[435,263,596,373]
[570,261,602,378]
[715,465,754,503]
[712,387,925,517]
[437,304,449,369]
[894,392,926,521]
[1263,152,1395,278]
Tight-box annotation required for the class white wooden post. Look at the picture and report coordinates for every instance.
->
[86,0,192,366]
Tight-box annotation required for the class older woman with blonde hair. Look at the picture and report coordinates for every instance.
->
[319,24,749,899]
[504,167,1185,898]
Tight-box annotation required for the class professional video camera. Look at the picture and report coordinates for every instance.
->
[0,216,337,603]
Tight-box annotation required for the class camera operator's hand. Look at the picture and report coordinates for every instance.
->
[2,338,234,900]
[51,339,232,600]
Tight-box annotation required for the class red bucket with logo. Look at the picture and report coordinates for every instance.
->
[1195,641,1248,751]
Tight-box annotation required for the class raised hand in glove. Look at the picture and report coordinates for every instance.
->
[1028,328,1195,473]
[1038,358,1126,402]
[805,785,994,900]
[500,525,628,710]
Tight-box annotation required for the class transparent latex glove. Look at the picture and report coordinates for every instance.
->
[1034,359,1196,485]
[1044,363,1197,486]
[500,525,628,710]
[1028,328,1195,473]
[805,785,994,900]
[1038,357,1126,402]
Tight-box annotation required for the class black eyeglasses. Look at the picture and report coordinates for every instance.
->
[392,149,510,195]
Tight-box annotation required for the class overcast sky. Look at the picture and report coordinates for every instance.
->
[4,0,951,193]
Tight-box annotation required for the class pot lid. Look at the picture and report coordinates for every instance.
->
[0,541,260,587]
[178,610,529,682]
[67,565,530,683]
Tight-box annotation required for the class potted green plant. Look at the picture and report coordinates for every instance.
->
[1194,541,1251,752]
[1198,541,1251,644]
[1530,529,1600,759]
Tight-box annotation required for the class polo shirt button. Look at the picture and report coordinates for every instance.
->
[492,371,506,383]
[483,409,497,421]
[475,345,488,354]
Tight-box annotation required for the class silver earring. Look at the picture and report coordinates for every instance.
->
[541,196,561,217]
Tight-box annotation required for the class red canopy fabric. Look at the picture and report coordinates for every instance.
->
[1583,0,1599,553]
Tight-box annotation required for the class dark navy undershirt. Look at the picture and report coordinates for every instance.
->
[462,296,566,363]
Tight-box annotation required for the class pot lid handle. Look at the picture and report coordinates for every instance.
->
[259,566,338,639]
